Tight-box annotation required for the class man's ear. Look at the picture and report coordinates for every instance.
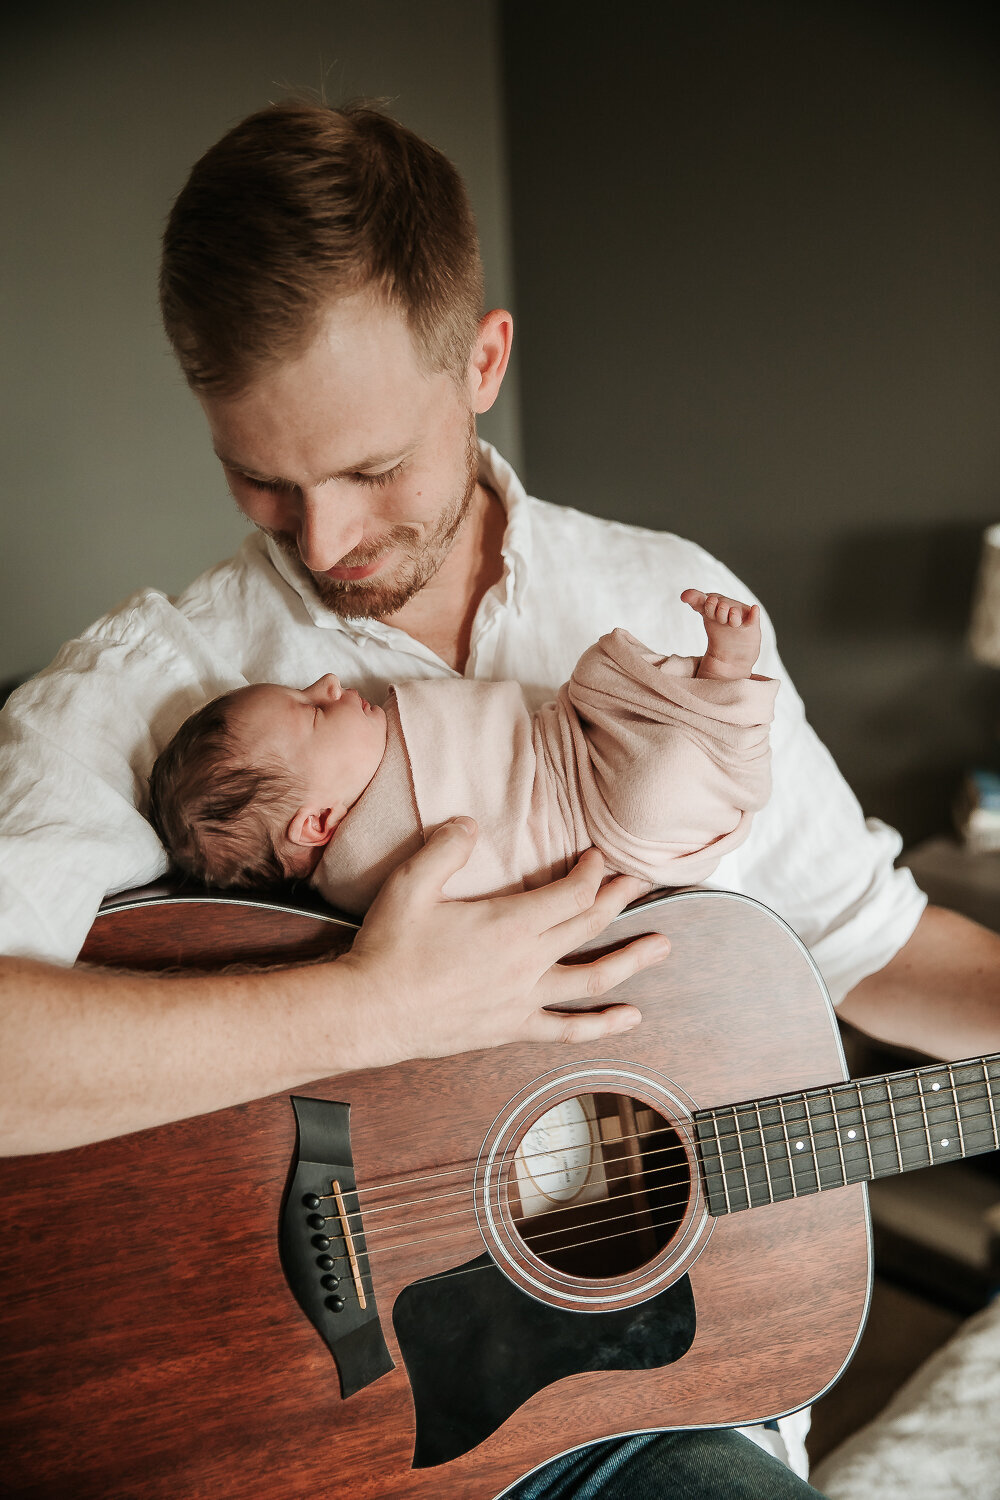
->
[467,308,513,415]
[286,805,341,850]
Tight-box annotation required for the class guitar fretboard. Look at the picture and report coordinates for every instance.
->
[694,1054,1000,1216]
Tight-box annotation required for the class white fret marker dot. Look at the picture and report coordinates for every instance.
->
[847,1129,857,1140]
[932,1082,941,1091]
[795,1141,804,1150]
[941,1138,949,1147]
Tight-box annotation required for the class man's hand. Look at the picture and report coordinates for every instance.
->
[340,816,670,1066]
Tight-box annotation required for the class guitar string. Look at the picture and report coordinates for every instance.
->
[333,1123,977,1282]
[315,1100,1000,1288]
[334,1203,699,1288]
[345,1071,1000,1204]
[320,1088,1000,1231]
[310,1093,1000,1278]
[357,1156,690,1243]
[323,1104,1000,1288]
[321,1180,694,1284]
[317,1099,1000,1264]
[354,1090,1000,1253]
[343,1131,691,1218]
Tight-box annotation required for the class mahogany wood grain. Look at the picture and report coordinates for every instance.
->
[0,889,870,1500]
[78,890,357,970]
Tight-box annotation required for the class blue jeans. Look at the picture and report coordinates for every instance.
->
[505,1430,827,1499]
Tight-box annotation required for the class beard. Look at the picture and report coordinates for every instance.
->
[265,424,480,621]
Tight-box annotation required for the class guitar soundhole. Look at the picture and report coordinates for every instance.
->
[507,1093,691,1278]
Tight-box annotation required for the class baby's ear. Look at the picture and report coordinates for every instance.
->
[286,806,341,849]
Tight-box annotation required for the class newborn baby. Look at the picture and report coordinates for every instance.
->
[149,590,777,914]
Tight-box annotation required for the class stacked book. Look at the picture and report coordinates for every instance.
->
[955,769,1000,854]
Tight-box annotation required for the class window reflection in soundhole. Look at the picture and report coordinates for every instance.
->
[506,1093,691,1277]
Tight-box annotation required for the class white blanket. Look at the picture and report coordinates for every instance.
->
[811,1295,1000,1499]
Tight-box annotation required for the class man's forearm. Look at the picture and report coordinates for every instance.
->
[837,903,1000,1061]
[0,953,371,1155]
[0,828,668,1156]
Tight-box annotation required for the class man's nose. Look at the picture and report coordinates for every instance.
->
[297,488,364,572]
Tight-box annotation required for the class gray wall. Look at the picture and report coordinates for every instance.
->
[502,0,1000,844]
[6,1,999,846]
[1,0,520,684]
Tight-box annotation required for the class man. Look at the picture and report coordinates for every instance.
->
[1,100,998,1496]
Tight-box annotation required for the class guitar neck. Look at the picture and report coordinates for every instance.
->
[695,1052,1000,1216]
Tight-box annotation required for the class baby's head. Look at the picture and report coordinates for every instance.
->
[148,674,387,887]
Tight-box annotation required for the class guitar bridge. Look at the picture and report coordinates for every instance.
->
[280,1095,394,1398]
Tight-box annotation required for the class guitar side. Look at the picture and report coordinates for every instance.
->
[0,889,870,1500]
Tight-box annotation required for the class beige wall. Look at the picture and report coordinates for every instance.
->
[1,0,520,683]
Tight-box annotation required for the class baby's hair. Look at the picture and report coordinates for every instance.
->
[148,692,301,888]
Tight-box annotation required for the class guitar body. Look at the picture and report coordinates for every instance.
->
[0,889,870,1499]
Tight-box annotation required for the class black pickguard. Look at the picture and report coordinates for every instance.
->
[393,1254,696,1467]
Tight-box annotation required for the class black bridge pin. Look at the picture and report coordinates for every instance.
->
[312,1235,331,1251]
[302,1193,321,1210]
[307,1214,326,1230]
[325,1294,346,1313]
[316,1255,335,1271]
[320,1274,341,1291]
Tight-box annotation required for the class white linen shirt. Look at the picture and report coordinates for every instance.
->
[0,441,924,979]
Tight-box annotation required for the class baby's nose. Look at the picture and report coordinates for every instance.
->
[307,673,341,700]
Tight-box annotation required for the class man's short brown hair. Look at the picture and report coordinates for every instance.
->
[148,693,300,888]
[160,100,485,395]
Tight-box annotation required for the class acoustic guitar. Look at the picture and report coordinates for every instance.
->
[1,885,997,1500]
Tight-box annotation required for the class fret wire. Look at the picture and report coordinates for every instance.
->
[857,1082,875,1179]
[884,1081,903,1172]
[830,1086,848,1185]
[737,1105,763,1209]
[733,1108,752,1209]
[754,1099,775,1204]
[926,1066,954,1156]
[803,1095,822,1188]
[915,1075,935,1161]
[984,1060,1000,1149]
[708,1085,1000,1156]
[693,1067,1000,1199]
[946,1063,966,1159]
[776,1096,797,1197]
[711,1112,732,1214]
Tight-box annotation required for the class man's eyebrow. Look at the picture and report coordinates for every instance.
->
[213,446,413,483]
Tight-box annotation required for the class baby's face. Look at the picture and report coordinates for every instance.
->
[230,674,388,824]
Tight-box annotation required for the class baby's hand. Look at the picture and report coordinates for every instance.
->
[681,589,761,681]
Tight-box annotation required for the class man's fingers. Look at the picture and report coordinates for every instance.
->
[379,816,478,905]
[541,867,656,960]
[531,1002,643,1045]
[499,847,607,935]
[536,930,670,1012]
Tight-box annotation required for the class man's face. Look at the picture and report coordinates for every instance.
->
[198,294,480,620]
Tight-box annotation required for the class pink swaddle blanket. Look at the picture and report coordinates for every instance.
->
[313,628,777,914]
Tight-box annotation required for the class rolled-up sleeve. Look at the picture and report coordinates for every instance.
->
[0,590,241,964]
[711,661,927,1005]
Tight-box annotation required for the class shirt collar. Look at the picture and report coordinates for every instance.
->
[263,439,532,637]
